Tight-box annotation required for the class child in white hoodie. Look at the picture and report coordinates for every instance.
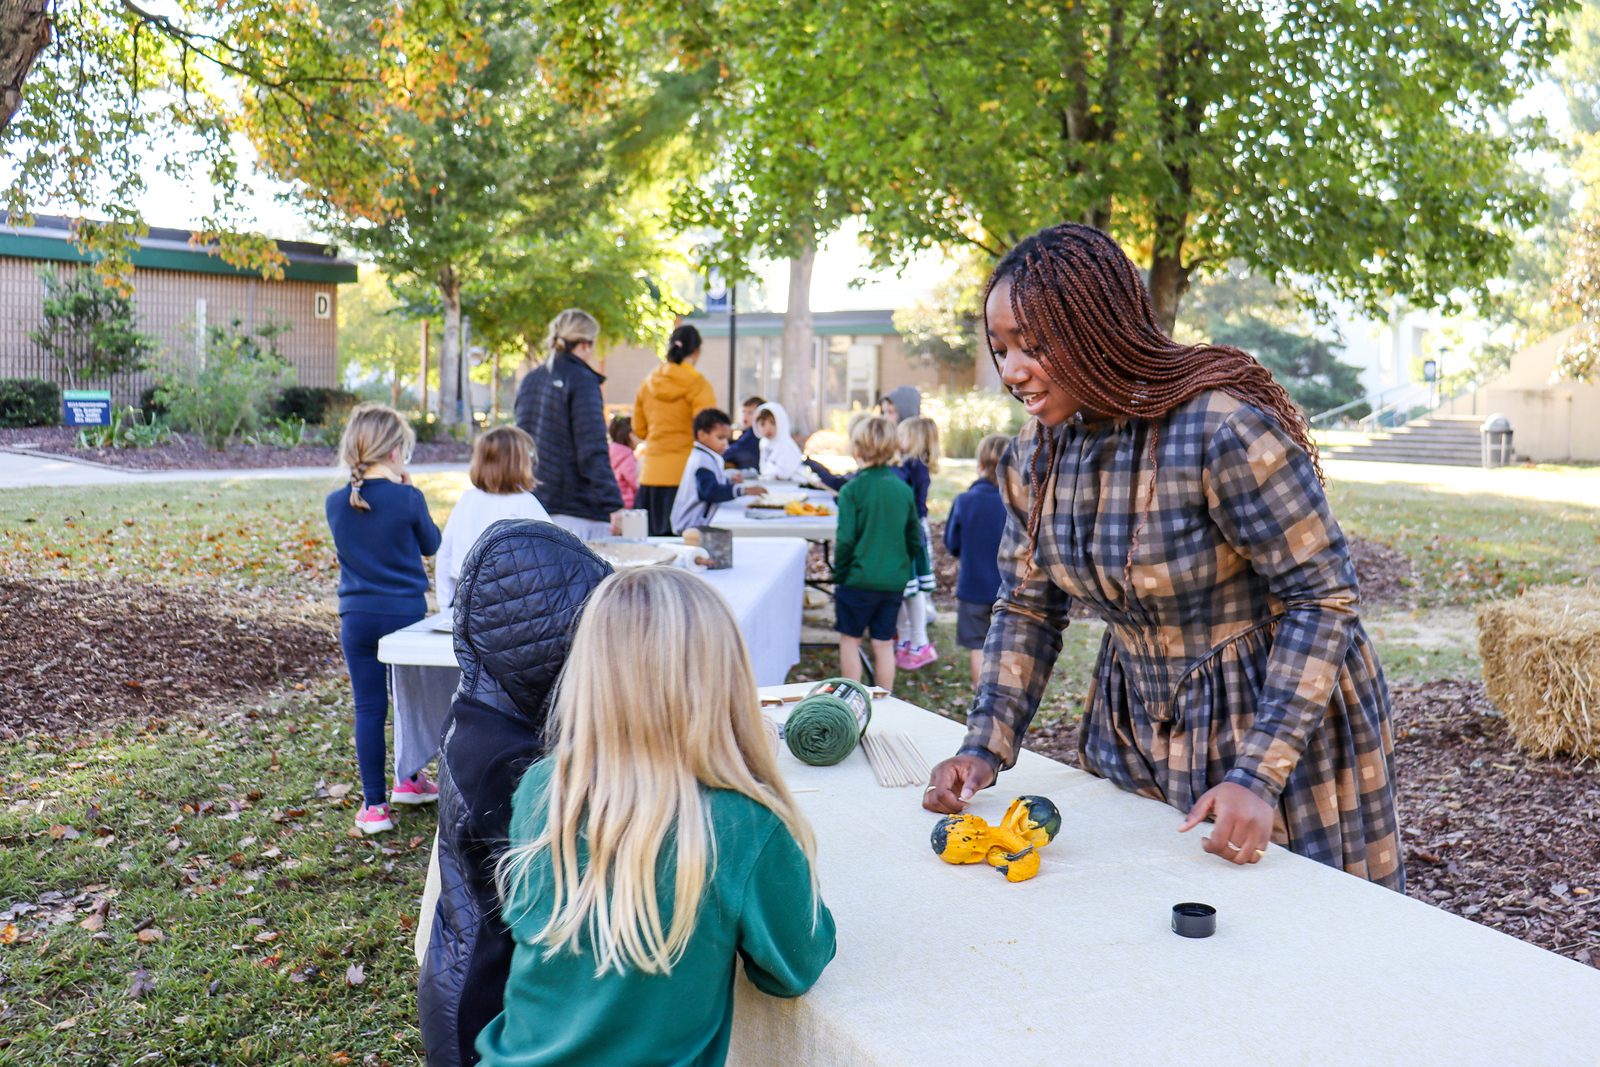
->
[753,401,807,482]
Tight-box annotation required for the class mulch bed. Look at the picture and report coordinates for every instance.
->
[1024,680,1600,967]
[0,426,469,469]
[0,579,341,735]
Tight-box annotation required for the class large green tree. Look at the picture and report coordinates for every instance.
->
[0,0,471,278]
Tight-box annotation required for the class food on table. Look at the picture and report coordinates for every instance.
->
[746,492,808,509]
[784,501,833,517]
[930,795,1061,882]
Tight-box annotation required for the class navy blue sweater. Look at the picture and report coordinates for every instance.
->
[895,458,931,519]
[724,427,761,470]
[325,479,442,616]
[943,478,1007,604]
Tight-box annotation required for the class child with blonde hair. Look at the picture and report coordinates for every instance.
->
[479,566,836,1066]
[436,425,551,607]
[894,415,941,670]
[832,415,923,692]
[324,403,442,834]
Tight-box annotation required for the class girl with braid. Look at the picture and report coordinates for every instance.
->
[325,403,442,835]
[923,224,1404,891]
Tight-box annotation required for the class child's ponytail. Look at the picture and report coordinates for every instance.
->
[338,403,415,511]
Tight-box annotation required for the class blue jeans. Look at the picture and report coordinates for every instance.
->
[339,610,424,806]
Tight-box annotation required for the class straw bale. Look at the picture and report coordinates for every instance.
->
[1477,586,1600,758]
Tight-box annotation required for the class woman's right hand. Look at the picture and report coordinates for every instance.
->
[923,754,997,814]
[744,485,768,496]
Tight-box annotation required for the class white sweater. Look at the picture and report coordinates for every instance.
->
[437,488,552,606]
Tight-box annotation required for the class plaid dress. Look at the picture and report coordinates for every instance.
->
[959,391,1404,890]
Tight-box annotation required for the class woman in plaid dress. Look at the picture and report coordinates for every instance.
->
[924,225,1403,891]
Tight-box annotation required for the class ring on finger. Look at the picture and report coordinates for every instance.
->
[1226,841,1243,851]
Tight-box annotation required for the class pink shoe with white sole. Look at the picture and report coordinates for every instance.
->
[902,643,938,670]
[355,802,394,835]
[390,771,439,807]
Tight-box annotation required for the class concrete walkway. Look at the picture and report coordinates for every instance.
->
[0,450,466,490]
[1324,458,1600,509]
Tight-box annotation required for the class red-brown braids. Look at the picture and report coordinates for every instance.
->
[984,223,1322,583]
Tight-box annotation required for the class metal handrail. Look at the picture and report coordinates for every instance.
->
[1306,383,1428,427]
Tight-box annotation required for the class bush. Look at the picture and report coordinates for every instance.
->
[0,378,61,428]
[317,396,360,449]
[410,413,444,443]
[75,406,174,450]
[923,390,1021,458]
[138,384,169,423]
[157,346,296,450]
[274,386,359,425]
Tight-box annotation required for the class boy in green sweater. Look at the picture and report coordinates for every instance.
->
[832,415,924,693]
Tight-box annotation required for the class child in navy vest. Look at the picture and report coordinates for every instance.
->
[944,433,1011,687]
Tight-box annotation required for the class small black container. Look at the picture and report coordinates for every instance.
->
[1171,902,1216,938]
[693,525,734,569]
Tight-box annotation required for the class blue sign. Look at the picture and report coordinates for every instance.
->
[63,390,112,427]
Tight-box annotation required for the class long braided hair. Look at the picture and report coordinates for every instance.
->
[984,223,1320,578]
[338,403,415,511]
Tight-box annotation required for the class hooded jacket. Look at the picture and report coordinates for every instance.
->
[514,349,624,523]
[417,520,612,1067]
[754,401,807,481]
[633,361,718,487]
[880,385,921,424]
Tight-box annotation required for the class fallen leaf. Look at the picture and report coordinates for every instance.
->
[327,784,353,799]
[128,968,156,998]
[136,928,165,944]
[261,846,282,859]
[253,930,280,943]
[344,963,364,986]
[329,1053,353,1066]
[398,913,415,932]
[257,954,280,969]
[79,914,104,933]
[48,825,79,841]
[90,834,115,848]
[51,1016,78,1031]
[0,924,17,945]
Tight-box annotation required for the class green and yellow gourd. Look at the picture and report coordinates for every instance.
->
[930,796,1061,883]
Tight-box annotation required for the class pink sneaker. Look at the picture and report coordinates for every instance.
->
[894,644,917,670]
[355,802,394,835]
[903,643,938,670]
[390,771,439,807]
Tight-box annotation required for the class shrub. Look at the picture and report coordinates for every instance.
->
[75,406,174,450]
[244,416,309,449]
[138,384,169,422]
[157,345,296,450]
[0,378,61,428]
[923,390,1020,458]
[274,386,359,425]
[317,395,360,448]
[410,412,444,443]
[29,267,155,389]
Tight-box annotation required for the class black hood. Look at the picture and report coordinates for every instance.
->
[450,519,612,725]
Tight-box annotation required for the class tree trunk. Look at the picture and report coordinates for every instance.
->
[1146,213,1190,337]
[780,240,817,440]
[438,265,462,425]
[0,0,50,133]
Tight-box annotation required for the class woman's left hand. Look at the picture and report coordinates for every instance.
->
[1178,782,1274,865]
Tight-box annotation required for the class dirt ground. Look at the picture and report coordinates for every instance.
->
[1024,680,1600,967]
[0,579,340,735]
[0,426,469,469]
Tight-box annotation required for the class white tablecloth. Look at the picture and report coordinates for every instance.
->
[377,538,809,781]
[732,685,1600,1066]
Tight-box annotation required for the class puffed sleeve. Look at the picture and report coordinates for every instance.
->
[1204,404,1359,804]
[958,428,1072,772]
[737,825,836,998]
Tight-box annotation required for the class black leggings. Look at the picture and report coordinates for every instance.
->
[635,484,678,537]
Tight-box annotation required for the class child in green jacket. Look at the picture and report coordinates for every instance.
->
[478,566,836,1067]
[831,415,924,694]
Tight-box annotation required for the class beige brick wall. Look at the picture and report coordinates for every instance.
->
[0,258,338,407]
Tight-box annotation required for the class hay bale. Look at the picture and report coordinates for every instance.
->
[1478,586,1600,759]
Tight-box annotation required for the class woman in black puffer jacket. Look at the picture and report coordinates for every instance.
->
[416,520,611,1067]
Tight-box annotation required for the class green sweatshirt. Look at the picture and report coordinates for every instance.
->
[475,761,837,1067]
[831,465,923,593]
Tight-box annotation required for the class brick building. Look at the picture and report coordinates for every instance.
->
[597,309,976,429]
[0,216,356,406]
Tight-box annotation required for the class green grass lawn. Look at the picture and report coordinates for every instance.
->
[2,467,1599,1060]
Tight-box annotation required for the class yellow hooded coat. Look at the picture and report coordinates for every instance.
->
[633,360,718,487]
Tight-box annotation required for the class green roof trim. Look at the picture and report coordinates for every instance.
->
[0,232,357,284]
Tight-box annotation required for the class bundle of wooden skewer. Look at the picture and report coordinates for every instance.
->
[860,732,932,788]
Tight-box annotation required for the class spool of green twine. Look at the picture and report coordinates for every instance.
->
[784,678,873,766]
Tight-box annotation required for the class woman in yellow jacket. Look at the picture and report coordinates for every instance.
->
[633,324,719,535]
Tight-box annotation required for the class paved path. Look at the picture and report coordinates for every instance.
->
[0,450,466,490]
[1324,458,1600,509]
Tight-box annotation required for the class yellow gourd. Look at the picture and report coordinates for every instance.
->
[929,796,1061,883]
